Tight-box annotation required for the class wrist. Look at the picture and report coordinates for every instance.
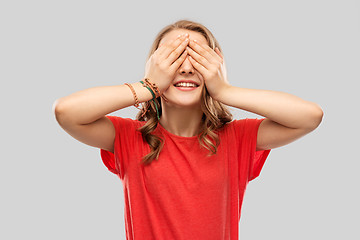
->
[143,75,171,93]
[131,81,154,103]
[211,83,231,102]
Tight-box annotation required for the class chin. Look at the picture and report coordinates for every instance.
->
[163,96,202,108]
[162,86,204,107]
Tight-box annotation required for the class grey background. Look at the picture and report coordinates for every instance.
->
[1,0,359,239]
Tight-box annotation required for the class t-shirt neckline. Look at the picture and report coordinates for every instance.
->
[157,122,200,140]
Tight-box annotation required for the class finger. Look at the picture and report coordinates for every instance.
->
[187,55,207,76]
[186,46,211,70]
[169,49,188,72]
[215,47,224,59]
[166,37,189,65]
[189,39,222,63]
[155,35,180,57]
[158,34,188,59]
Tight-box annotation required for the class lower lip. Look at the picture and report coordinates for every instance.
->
[174,86,199,91]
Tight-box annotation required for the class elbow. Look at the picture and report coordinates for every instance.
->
[306,103,324,131]
[52,98,69,124]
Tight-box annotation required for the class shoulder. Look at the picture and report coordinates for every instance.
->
[219,118,258,129]
[219,118,265,137]
[105,115,145,132]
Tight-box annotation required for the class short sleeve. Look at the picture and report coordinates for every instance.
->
[233,118,271,182]
[100,116,138,180]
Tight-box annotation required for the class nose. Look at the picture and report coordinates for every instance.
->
[178,55,195,75]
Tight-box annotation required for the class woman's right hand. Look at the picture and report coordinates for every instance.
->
[144,33,190,92]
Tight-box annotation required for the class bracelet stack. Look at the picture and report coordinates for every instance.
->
[124,78,163,120]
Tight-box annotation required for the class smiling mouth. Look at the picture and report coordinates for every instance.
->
[173,82,199,88]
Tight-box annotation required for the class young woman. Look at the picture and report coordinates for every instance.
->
[53,20,323,240]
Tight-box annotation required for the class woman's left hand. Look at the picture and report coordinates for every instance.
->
[186,39,230,101]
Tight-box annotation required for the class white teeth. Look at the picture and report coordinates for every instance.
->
[175,82,197,87]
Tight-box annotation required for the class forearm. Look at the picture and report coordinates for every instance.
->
[217,85,323,129]
[53,82,152,125]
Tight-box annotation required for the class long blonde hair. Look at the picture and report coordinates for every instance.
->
[136,19,233,165]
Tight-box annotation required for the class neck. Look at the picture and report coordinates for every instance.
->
[159,103,203,137]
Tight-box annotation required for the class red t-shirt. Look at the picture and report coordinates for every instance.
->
[100,116,270,240]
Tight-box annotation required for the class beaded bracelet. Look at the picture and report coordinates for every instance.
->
[140,78,162,120]
[126,78,169,120]
[144,78,160,97]
[140,80,156,100]
[143,78,169,102]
